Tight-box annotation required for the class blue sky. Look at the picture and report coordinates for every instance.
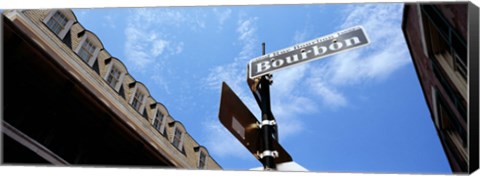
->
[73,3,452,174]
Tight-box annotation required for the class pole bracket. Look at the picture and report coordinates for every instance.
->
[258,150,279,159]
[257,120,276,128]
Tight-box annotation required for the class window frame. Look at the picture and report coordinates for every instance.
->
[43,10,74,40]
[46,11,67,35]
[170,124,186,151]
[74,33,101,67]
[132,90,145,112]
[78,39,96,62]
[420,4,467,81]
[172,127,183,149]
[431,86,440,128]
[104,62,126,91]
[128,84,148,115]
[153,110,166,135]
[106,65,121,88]
[198,150,207,169]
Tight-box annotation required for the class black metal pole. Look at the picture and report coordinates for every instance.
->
[260,42,276,170]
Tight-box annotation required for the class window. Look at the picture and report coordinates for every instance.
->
[198,151,206,169]
[436,90,467,148]
[104,60,127,92]
[172,128,183,149]
[432,61,467,122]
[153,110,164,133]
[131,91,144,112]
[128,83,149,115]
[451,33,467,80]
[43,10,74,40]
[169,122,186,154]
[74,32,102,67]
[421,5,467,80]
[106,65,121,88]
[78,39,96,62]
[46,11,68,35]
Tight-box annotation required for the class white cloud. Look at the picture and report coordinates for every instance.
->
[236,16,259,63]
[293,29,309,44]
[123,8,195,95]
[237,18,256,41]
[268,64,322,137]
[124,9,165,70]
[307,67,348,108]
[214,8,232,26]
[124,8,207,71]
[271,91,319,138]
[150,70,171,94]
[151,39,169,57]
[302,3,410,106]
[205,15,259,93]
[174,41,184,55]
[133,8,186,27]
[271,63,309,95]
[203,121,253,159]
[326,3,410,86]
[124,27,153,69]
[76,9,90,20]
[193,11,207,30]
[103,15,116,29]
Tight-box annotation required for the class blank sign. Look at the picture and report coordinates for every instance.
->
[232,116,245,140]
[219,82,292,164]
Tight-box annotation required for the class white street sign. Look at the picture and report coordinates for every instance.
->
[248,26,370,79]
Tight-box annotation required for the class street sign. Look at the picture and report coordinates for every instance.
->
[248,26,370,79]
[218,82,292,164]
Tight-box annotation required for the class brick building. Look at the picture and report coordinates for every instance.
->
[402,2,478,173]
[2,9,221,169]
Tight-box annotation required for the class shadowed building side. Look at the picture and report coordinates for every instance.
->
[2,9,221,170]
[402,2,478,173]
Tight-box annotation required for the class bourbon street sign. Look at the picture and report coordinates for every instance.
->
[248,26,370,79]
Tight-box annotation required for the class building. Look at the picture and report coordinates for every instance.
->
[402,2,478,173]
[1,9,221,169]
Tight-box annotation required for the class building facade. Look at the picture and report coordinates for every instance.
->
[402,2,478,173]
[2,9,221,169]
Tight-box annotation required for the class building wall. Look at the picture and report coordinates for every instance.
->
[3,9,221,170]
[435,4,468,40]
[402,3,468,173]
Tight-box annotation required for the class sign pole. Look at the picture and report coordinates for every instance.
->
[259,42,277,170]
